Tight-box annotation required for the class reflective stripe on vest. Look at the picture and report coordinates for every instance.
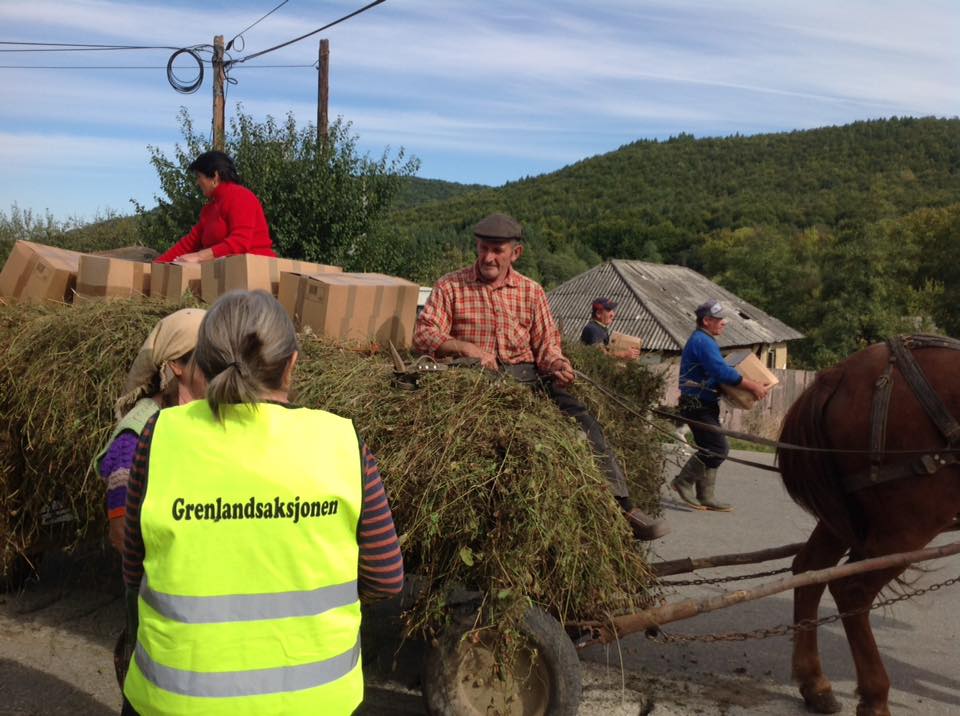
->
[140,574,358,623]
[133,637,360,698]
[123,401,364,715]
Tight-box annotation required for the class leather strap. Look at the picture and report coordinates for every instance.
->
[888,336,960,444]
[845,452,960,493]
[869,360,895,481]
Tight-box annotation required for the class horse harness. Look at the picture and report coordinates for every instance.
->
[844,334,960,493]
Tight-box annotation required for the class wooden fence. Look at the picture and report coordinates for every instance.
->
[655,364,818,440]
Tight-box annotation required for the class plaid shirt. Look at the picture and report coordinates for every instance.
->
[413,263,570,375]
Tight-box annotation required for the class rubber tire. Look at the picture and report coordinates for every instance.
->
[421,606,581,716]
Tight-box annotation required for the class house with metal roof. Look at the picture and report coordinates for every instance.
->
[548,259,804,368]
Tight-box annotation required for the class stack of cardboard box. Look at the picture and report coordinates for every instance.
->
[0,244,421,349]
[720,350,780,409]
[0,241,84,303]
[75,255,152,301]
[200,255,342,303]
[150,262,203,302]
[279,271,420,347]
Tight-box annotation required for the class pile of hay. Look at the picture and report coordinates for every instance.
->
[0,299,666,644]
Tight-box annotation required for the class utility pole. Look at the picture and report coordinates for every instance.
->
[317,39,329,148]
[212,34,226,151]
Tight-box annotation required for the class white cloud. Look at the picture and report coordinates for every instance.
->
[1,0,958,218]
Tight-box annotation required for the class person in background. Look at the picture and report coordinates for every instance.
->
[580,297,642,361]
[671,299,769,511]
[121,290,402,716]
[95,308,206,552]
[155,151,276,264]
[414,212,669,541]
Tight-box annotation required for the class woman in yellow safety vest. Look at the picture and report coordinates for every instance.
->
[121,290,404,716]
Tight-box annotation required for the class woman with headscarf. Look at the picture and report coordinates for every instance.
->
[95,308,206,552]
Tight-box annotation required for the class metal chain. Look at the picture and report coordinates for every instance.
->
[651,574,960,644]
[659,566,793,587]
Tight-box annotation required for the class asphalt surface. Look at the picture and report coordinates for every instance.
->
[0,448,958,715]
[575,447,960,715]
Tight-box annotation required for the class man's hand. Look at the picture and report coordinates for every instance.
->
[552,363,576,387]
[741,378,771,401]
[456,341,499,371]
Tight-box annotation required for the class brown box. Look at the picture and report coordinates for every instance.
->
[280,272,419,347]
[609,331,643,354]
[720,350,780,410]
[0,240,83,303]
[75,255,152,301]
[151,262,202,302]
[201,255,342,303]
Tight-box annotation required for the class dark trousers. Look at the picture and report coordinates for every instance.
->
[680,398,728,469]
[504,363,629,499]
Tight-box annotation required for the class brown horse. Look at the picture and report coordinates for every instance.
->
[777,336,960,716]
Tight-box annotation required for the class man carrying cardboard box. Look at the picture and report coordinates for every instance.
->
[580,297,642,360]
[672,299,771,512]
[414,213,668,542]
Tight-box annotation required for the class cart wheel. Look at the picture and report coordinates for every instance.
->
[422,606,581,716]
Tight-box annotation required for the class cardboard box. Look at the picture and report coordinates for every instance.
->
[720,350,780,409]
[0,240,83,304]
[280,272,419,347]
[75,255,152,301]
[151,262,202,302]
[201,255,342,303]
[609,331,643,354]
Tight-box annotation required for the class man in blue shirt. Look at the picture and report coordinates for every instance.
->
[580,298,641,361]
[672,299,770,511]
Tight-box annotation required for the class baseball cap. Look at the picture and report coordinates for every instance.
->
[592,297,617,311]
[695,299,727,320]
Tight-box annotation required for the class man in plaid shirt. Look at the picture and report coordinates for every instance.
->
[414,213,669,541]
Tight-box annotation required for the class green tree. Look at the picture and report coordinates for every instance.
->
[136,107,420,268]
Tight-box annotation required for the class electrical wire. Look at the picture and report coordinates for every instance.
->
[0,64,317,69]
[0,43,182,53]
[227,0,292,51]
[230,0,386,65]
[167,47,206,94]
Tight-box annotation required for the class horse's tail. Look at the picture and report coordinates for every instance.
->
[777,364,861,549]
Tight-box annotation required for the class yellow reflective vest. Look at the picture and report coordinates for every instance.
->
[123,400,364,715]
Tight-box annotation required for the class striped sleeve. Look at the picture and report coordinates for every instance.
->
[99,431,139,521]
[122,413,157,589]
[357,442,404,601]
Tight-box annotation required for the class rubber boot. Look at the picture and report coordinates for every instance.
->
[624,507,671,541]
[696,468,733,512]
[671,456,706,510]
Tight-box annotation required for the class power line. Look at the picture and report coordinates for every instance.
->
[228,0,292,51]
[230,0,386,65]
[0,43,183,53]
[0,64,317,70]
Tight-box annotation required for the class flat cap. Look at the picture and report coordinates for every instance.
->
[473,212,523,242]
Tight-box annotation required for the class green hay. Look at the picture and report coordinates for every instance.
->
[0,299,665,646]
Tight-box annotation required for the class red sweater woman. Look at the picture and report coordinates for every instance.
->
[155,151,276,263]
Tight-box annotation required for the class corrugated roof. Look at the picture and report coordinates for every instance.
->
[548,260,804,352]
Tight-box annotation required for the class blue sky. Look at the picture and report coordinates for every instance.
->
[1,0,958,221]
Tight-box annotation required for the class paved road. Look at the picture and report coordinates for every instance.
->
[576,447,960,714]
[0,449,957,714]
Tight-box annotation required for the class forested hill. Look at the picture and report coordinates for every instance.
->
[393,176,488,210]
[387,117,960,367]
[391,117,960,263]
